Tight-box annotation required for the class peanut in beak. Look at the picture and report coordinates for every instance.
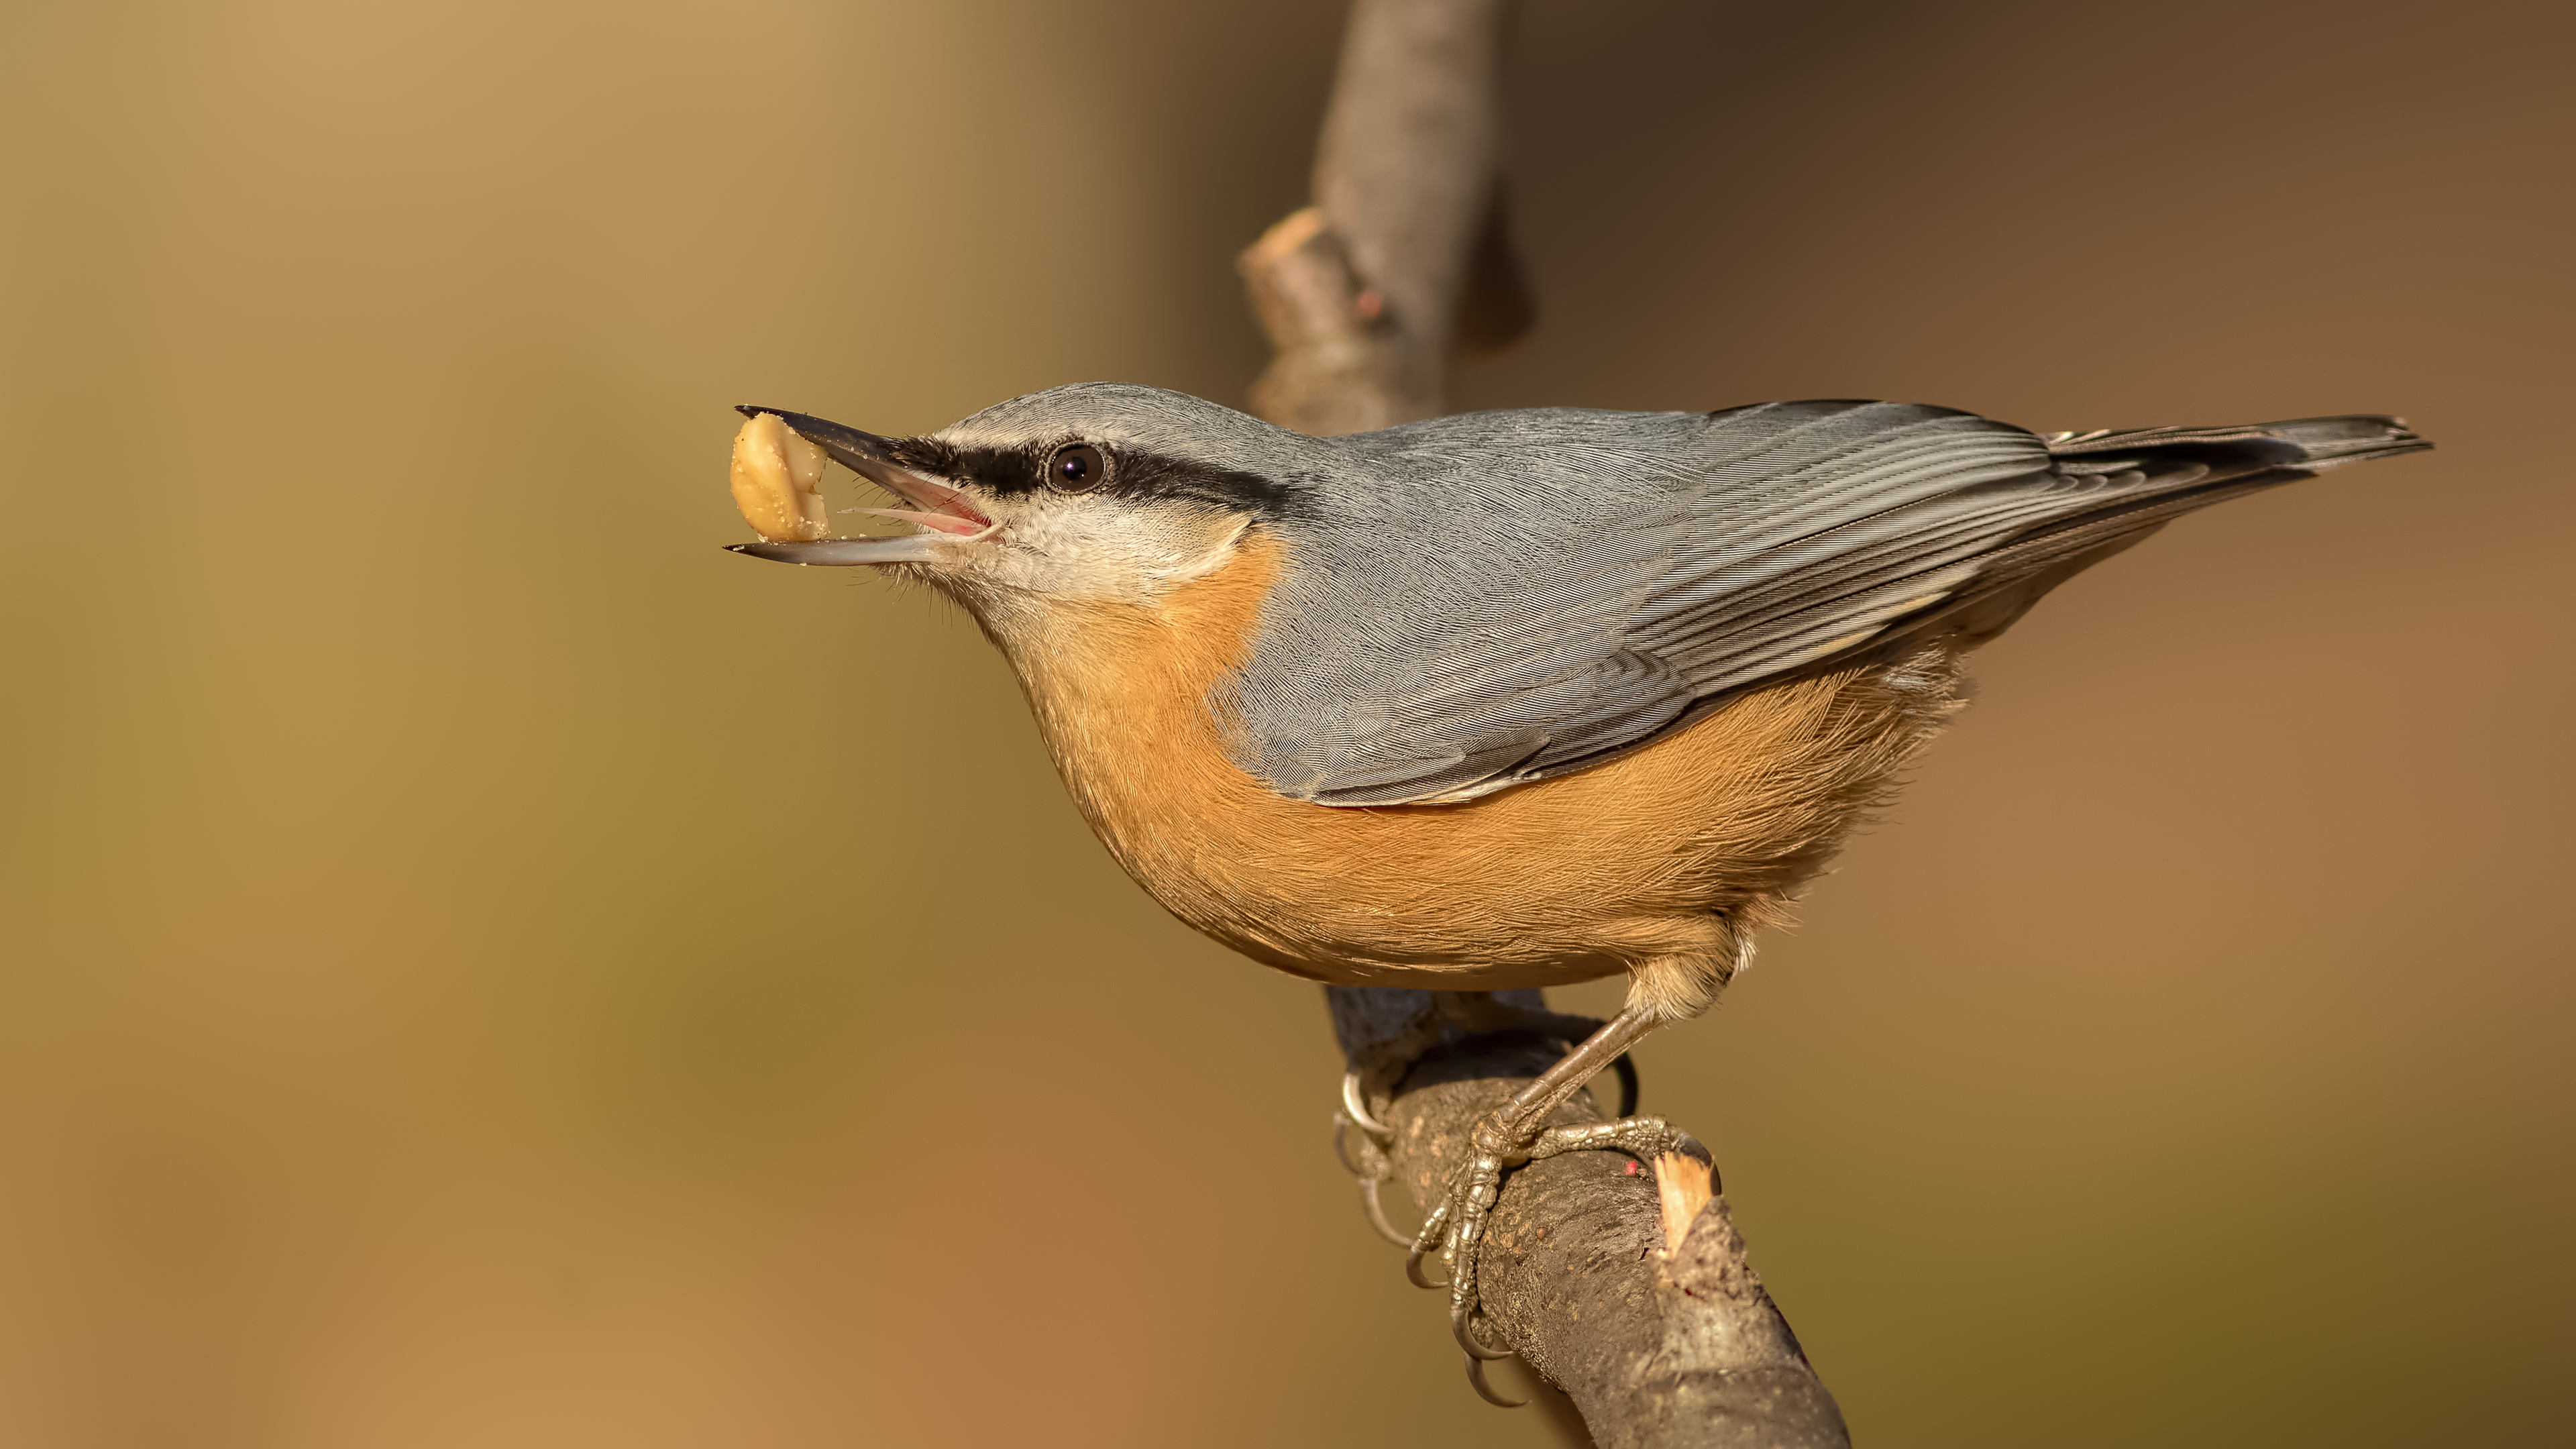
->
[729,412,832,541]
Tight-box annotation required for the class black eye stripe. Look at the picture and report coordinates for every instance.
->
[881,435,1304,515]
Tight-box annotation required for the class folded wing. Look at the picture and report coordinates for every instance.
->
[1222,400,2424,806]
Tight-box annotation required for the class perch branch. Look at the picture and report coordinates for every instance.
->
[1240,5,1852,1444]
[1329,991,1849,1447]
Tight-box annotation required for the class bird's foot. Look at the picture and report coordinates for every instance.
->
[1326,1000,1670,1405]
[1328,1019,1638,1251]
[1407,1110,1689,1407]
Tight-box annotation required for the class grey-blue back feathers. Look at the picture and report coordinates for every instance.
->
[1218,398,2426,806]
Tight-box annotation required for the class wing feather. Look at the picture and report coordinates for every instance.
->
[1220,402,2422,805]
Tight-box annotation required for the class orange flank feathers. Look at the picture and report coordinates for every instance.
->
[994,533,1964,1021]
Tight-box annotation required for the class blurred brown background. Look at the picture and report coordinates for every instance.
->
[3,0,2568,1444]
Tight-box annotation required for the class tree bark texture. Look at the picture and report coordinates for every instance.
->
[1242,5,1854,1445]
[1330,991,1850,1448]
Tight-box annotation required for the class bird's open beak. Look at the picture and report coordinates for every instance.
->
[724,406,995,566]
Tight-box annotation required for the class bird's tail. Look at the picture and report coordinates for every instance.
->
[2000,413,2432,558]
[1909,413,2431,653]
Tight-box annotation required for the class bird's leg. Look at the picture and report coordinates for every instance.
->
[1329,998,1641,1250]
[1436,997,1643,1119]
[1452,989,1648,1119]
[1405,1004,1688,1404]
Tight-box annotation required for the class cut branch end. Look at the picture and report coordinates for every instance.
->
[1654,1151,1716,1256]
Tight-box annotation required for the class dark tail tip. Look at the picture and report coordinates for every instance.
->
[2047,414,2431,472]
[2260,414,2432,470]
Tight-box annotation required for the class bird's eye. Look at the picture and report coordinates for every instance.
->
[1049,443,1106,492]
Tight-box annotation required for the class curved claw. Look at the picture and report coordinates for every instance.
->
[1330,1114,1366,1177]
[1341,1071,1394,1142]
[1465,1354,1527,1409]
[1358,1176,1414,1248]
[1454,1311,1515,1361]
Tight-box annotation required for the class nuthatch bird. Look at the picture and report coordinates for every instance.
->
[725,386,2427,1384]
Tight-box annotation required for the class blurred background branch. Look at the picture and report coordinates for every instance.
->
[1242,0,1532,432]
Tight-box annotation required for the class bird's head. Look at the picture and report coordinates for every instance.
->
[729,383,1319,627]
